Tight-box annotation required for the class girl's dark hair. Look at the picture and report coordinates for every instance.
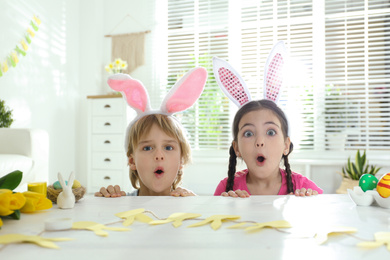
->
[225,100,294,193]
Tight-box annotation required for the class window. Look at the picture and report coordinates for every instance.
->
[159,0,390,152]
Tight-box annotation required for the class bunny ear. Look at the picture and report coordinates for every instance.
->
[57,172,65,188]
[160,67,207,114]
[107,74,151,115]
[212,57,251,107]
[68,172,75,188]
[263,41,287,103]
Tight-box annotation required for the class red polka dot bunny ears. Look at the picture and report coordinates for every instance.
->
[107,67,208,150]
[212,41,287,107]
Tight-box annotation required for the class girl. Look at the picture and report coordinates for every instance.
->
[212,41,323,197]
[95,67,207,197]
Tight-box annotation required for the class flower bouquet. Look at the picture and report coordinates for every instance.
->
[0,170,52,228]
[105,58,128,74]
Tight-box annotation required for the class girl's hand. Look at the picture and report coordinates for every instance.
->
[221,189,250,198]
[95,185,126,198]
[290,188,318,196]
[171,187,196,197]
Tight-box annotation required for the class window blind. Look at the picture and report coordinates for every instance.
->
[161,0,390,152]
[164,0,232,150]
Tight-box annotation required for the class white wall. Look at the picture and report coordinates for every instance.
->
[0,0,155,187]
[0,0,80,184]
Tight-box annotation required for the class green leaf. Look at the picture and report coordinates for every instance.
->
[0,170,23,190]
[351,163,359,180]
[361,150,367,170]
[7,210,21,220]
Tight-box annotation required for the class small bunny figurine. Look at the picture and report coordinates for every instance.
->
[57,172,75,209]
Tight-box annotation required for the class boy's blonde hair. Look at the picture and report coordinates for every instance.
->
[126,114,191,190]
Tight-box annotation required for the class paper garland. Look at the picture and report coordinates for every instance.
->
[0,15,41,77]
[0,234,73,249]
[1,208,390,251]
[72,221,129,237]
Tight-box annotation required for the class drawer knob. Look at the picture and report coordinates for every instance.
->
[104,140,111,144]
[104,122,111,126]
[104,158,111,162]
[104,104,111,108]
[104,176,111,180]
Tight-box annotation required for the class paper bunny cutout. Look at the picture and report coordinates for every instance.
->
[107,67,208,150]
[57,172,75,209]
[213,41,287,107]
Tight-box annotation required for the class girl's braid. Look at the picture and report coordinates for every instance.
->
[283,143,294,194]
[225,145,237,192]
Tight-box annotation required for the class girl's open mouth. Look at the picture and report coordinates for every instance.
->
[257,156,265,163]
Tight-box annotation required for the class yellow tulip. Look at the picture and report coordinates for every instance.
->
[0,189,26,216]
[20,191,52,213]
[0,218,3,227]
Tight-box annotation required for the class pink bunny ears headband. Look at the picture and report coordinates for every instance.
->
[212,41,287,107]
[107,67,208,150]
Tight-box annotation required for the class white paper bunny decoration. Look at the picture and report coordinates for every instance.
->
[212,41,287,107]
[107,67,208,150]
[57,172,75,209]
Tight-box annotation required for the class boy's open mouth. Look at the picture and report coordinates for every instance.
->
[154,168,164,175]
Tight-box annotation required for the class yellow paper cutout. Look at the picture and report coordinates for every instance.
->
[228,220,291,232]
[21,40,28,51]
[115,208,153,226]
[314,226,357,245]
[357,232,390,251]
[27,28,35,38]
[187,215,240,230]
[33,15,41,25]
[149,212,202,228]
[0,234,73,249]
[72,221,129,237]
[12,52,19,64]
[2,61,8,73]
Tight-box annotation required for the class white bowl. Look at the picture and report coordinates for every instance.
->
[372,192,390,209]
[347,186,375,206]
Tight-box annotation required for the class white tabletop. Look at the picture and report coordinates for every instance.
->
[1,194,390,259]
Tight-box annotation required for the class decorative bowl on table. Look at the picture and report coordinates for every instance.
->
[347,186,375,206]
[47,185,86,204]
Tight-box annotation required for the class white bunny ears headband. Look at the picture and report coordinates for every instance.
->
[212,41,287,107]
[107,67,208,150]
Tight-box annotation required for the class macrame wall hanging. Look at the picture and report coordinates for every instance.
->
[0,15,41,77]
[104,14,150,74]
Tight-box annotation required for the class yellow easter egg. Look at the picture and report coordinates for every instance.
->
[377,173,390,198]
[72,179,81,189]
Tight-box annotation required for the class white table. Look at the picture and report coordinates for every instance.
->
[1,195,390,259]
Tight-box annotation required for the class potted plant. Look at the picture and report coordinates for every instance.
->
[336,150,381,194]
[0,99,13,128]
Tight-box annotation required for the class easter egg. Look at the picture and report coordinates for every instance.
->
[359,174,378,192]
[377,173,390,198]
[53,180,67,189]
[72,179,81,189]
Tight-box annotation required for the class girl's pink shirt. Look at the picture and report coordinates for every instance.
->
[214,168,323,195]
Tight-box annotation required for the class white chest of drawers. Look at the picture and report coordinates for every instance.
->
[86,95,131,193]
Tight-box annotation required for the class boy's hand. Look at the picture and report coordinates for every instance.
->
[95,185,126,198]
[171,187,196,197]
